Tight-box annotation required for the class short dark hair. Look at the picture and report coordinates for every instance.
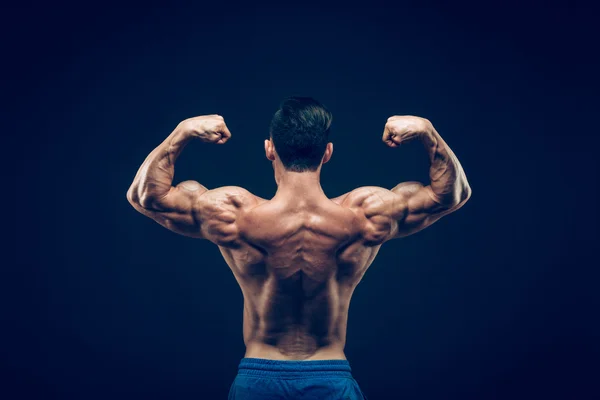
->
[269,96,333,172]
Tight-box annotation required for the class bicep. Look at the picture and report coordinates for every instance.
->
[390,181,456,238]
[132,180,208,238]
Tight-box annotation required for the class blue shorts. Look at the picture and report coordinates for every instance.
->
[228,358,368,399]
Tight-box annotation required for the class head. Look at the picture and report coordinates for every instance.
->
[264,96,333,177]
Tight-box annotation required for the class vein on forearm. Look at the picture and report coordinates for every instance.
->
[131,125,193,202]
[422,125,464,205]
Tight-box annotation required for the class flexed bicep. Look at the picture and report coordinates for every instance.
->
[390,182,458,239]
[380,115,472,239]
[128,180,208,238]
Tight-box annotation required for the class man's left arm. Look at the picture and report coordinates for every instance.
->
[126,115,233,238]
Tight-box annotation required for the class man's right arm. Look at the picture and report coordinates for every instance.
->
[383,116,472,239]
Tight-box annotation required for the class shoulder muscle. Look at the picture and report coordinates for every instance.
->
[197,186,262,245]
[341,186,406,244]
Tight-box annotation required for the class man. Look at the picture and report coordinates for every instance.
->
[127,97,472,399]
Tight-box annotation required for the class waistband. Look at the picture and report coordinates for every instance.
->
[237,357,353,378]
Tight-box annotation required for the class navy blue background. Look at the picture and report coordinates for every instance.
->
[4,1,599,399]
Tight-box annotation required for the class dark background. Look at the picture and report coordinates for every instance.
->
[3,1,599,399]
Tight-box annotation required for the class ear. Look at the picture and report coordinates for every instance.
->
[265,139,276,161]
[322,142,333,164]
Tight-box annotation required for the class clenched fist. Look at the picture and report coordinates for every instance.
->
[382,116,431,148]
[179,115,232,144]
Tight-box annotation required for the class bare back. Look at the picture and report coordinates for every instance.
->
[131,180,463,361]
[127,115,471,362]
[217,188,399,361]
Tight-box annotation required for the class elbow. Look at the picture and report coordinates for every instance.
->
[445,183,471,211]
[462,184,472,203]
[127,185,140,207]
[454,184,472,209]
[127,187,154,209]
[127,184,159,210]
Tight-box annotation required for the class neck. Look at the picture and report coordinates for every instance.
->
[274,169,326,201]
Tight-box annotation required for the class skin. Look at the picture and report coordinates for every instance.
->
[127,114,472,361]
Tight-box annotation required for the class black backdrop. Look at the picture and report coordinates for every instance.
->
[4,1,599,399]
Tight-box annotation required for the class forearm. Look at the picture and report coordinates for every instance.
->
[127,123,194,207]
[420,120,471,206]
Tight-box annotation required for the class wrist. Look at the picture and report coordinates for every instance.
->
[418,119,437,147]
[176,120,196,138]
[167,122,196,151]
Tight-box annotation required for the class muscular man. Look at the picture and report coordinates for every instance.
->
[127,97,471,399]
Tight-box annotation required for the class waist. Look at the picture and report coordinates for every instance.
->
[237,357,353,378]
[244,340,347,360]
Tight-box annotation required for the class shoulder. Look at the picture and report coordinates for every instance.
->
[334,186,403,216]
[195,186,267,246]
[334,186,406,244]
